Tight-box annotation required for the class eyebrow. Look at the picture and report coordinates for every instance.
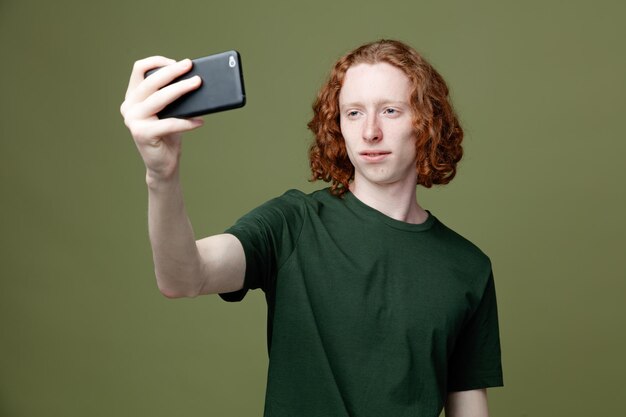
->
[339,100,409,111]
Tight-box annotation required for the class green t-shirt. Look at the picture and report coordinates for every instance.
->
[220,188,503,417]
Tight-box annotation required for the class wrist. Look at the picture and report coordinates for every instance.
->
[145,169,180,191]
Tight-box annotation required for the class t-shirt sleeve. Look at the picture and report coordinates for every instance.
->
[447,270,504,391]
[218,190,305,302]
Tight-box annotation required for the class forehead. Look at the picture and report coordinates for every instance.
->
[339,62,412,105]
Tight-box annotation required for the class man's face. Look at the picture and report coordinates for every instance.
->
[338,62,418,192]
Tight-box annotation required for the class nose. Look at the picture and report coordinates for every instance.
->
[362,115,382,142]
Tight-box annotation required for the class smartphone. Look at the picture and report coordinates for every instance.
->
[145,50,246,119]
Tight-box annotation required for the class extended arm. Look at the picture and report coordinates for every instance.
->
[146,175,245,298]
[445,389,489,417]
[121,56,245,298]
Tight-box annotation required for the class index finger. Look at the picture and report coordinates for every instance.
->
[125,56,176,99]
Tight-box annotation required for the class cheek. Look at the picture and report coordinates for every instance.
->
[405,138,418,159]
[340,124,359,151]
[398,130,418,161]
[339,119,354,137]
[400,125,418,146]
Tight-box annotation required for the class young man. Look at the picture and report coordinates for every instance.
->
[121,39,503,417]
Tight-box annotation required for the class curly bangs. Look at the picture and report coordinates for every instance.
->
[307,39,464,197]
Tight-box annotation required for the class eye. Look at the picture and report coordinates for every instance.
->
[383,108,399,116]
[346,110,360,119]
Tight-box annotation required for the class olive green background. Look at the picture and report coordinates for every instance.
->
[1,0,624,416]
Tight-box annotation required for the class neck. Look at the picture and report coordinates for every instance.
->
[349,179,428,224]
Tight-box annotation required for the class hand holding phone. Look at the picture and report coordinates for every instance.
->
[121,56,203,183]
[145,50,246,119]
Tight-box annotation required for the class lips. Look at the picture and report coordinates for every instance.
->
[360,150,391,156]
[359,151,391,162]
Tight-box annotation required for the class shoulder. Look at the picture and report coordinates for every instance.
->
[261,188,327,210]
[430,215,493,282]
[238,188,331,226]
[265,187,337,212]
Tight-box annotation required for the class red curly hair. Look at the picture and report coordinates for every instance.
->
[308,39,464,196]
